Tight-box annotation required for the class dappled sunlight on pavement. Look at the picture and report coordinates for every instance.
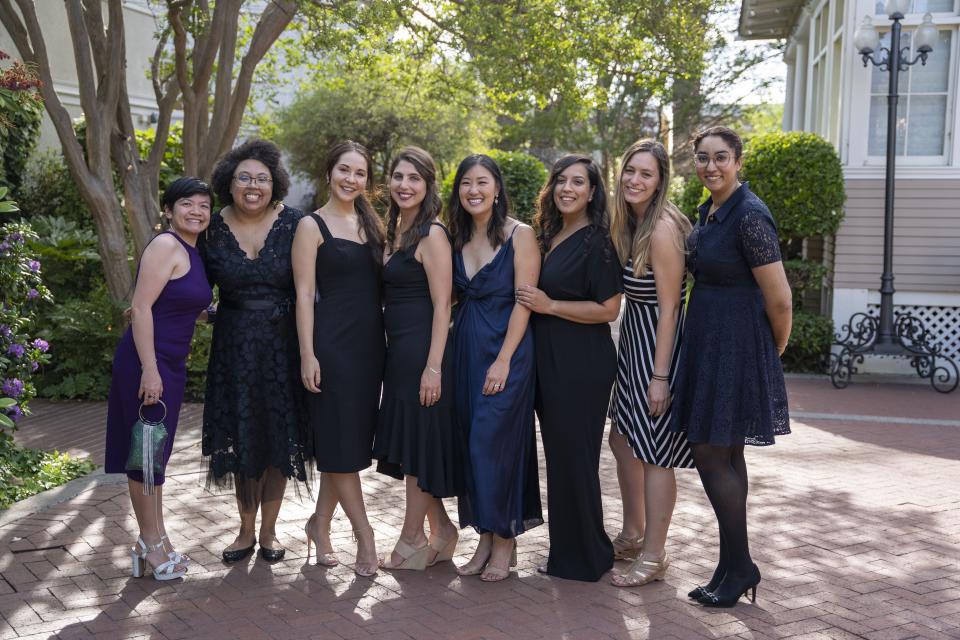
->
[3,379,960,638]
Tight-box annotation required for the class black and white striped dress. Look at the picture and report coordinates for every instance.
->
[609,259,693,468]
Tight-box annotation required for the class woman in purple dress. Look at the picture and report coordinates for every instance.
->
[104,177,214,581]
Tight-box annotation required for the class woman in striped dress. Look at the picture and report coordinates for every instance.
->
[607,139,693,587]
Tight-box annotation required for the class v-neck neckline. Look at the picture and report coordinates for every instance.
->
[544,224,589,263]
[219,207,285,262]
[461,238,510,282]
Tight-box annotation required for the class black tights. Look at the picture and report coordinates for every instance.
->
[692,443,751,588]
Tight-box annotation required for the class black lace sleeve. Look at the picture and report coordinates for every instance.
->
[738,208,781,268]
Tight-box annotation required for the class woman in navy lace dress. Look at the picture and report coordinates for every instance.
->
[669,127,792,607]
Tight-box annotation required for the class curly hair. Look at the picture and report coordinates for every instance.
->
[534,153,609,253]
[210,138,291,207]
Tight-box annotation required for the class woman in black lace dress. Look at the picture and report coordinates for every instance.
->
[669,127,792,607]
[202,139,308,563]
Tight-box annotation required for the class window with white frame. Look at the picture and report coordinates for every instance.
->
[867,0,958,162]
[808,0,846,145]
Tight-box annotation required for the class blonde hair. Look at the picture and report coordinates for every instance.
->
[610,139,691,275]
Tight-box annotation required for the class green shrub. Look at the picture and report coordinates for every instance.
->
[135,122,184,195]
[185,323,212,401]
[35,284,120,400]
[27,215,101,300]
[442,150,548,224]
[17,151,97,231]
[673,174,708,221]
[0,215,53,430]
[741,131,845,239]
[0,53,43,196]
[782,310,833,373]
[783,258,828,307]
[0,435,96,509]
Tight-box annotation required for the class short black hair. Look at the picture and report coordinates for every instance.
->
[210,138,291,206]
[161,176,214,212]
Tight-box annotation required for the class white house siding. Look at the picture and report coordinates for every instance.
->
[0,1,161,152]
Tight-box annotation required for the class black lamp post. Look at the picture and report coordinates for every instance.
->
[829,2,958,392]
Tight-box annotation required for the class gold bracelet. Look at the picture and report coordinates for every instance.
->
[428,366,441,375]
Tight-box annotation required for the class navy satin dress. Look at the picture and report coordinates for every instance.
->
[453,226,543,538]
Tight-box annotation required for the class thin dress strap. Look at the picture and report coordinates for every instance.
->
[310,212,333,242]
[507,222,521,242]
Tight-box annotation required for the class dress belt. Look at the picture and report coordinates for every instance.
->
[219,297,294,321]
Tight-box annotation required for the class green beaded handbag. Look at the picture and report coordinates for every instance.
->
[125,400,168,495]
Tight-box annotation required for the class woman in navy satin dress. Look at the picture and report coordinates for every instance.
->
[449,154,543,582]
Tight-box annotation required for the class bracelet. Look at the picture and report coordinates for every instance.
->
[428,366,441,375]
[651,373,670,381]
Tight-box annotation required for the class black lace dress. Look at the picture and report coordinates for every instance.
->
[668,183,790,446]
[200,206,309,500]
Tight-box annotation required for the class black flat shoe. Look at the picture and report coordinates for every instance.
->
[222,542,256,563]
[698,564,760,608]
[258,546,285,562]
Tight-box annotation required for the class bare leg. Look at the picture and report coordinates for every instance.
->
[638,462,677,558]
[609,429,646,540]
[258,466,288,551]
[325,472,378,575]
[480,534,516,581]
[128,479,185,572]
[457,532,492,575]
[425,495,458,558]
[385,476,431,566]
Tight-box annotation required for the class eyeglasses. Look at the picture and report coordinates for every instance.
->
[693,153,733,168]
[234,173,273,186]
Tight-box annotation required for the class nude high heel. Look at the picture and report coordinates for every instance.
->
[305,513,339,567]
[426,531,459,567]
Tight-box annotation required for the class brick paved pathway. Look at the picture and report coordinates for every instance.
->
[3,378,960,639]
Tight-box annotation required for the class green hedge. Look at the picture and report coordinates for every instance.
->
[442,150,547,224]
[782,310,834,373]
[741,131,845,239]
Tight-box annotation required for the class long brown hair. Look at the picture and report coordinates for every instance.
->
[534,154,609,253]
[610,139,691,274]
[385,146,442,254]
[324,140,385,262]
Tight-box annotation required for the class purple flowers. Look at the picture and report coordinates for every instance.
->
[2,378,24,398]
[4,404,23,422]
[26,288,39,300]
[0,241,8,255]
[27,260,40,273]
[6,232,23,244]
[7,344,24,359]
[32,338,48,353]
[0,324,9,338]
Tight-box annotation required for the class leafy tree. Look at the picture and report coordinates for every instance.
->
[275,54,493,191]
[0,0,332,304]
[0,50,42,196]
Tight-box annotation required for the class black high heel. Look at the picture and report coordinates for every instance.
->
[698,564,760,608]
[688,564,727,599]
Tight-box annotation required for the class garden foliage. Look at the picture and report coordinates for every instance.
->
[0,51,43,195]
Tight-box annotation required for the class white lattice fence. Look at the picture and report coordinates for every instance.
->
[866,304,960,359]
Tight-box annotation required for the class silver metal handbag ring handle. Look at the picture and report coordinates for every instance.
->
[138,399,167,424]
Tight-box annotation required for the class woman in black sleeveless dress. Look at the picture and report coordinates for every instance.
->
[517,154,623,582]
[293,141,386,577]
[373,147,462,571]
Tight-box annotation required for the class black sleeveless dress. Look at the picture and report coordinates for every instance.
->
[374,222,463,498]
[307,213,385,472]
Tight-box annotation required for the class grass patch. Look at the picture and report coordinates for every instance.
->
[0,434,97,509]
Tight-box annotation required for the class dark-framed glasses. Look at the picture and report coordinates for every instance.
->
[693,152,732,168]
[234,173,273,186]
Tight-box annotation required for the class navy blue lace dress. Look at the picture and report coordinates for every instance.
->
[669,183,790,446]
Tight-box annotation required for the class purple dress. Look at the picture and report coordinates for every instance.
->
[104,232,213,484]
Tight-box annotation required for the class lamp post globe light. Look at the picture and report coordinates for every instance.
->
[829,6,959,392]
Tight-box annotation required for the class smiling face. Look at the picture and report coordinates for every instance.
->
[621,151,661,215]
[230,158,274,215]
[694,135,742,197]
[165,193,212,239]
[390,160,427,215]
[328,150,369,204]
[458,164,498,219]
[553,161,593,217]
